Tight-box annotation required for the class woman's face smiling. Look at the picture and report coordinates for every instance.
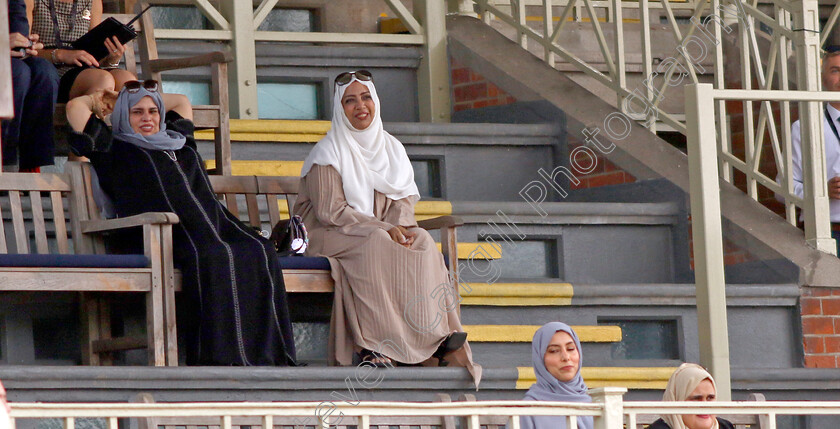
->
[543,330,580,383]
[129,96,161,136]
[681,379,717,429]
[341,81,375,130]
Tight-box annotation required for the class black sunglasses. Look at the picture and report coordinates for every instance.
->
[335,70,373,86]
[124,79,160,93]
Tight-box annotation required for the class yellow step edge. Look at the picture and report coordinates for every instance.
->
[517,367,676,390]
[462,325,620,343]
[461,283,573,306]
[438,243,502,260]
[206,160,304,176]
[195,119,331,142]
[276,200,451,217]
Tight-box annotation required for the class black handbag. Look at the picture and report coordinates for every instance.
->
[270,215,308,256]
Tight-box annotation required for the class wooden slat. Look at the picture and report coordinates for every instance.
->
[245,194,260,227]
[51,191,70,254]
[8,191,28,253]
[92,335,147,353]
[0,270,152,291]
[0,202,7,253]
[282,270,334,293]
[0,172,72,192]
[208,175,259,193]
[29,191,49,254]
[256,176,300,194]
[223,193,239,216]
[265,194,282,226]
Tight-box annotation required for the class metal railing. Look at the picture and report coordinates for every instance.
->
[142,0,449,122]
[9,390,840,429]
[456,0,840,254]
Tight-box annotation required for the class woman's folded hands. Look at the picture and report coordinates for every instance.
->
[387,225,416,248]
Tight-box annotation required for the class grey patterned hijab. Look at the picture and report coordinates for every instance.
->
[111,86,186,151]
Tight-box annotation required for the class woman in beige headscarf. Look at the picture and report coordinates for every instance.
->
[647,363,734,429]
[294,70,480,386]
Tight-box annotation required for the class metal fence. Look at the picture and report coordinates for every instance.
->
[9,388,840,429]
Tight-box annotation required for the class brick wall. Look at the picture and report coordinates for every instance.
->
[801,287,840,368]
[450,58,516,112]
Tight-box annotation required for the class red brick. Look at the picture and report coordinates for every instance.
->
[453,103,471,112]
[806,288,834,297]
[585,172,626,188]
[823,298,840,315]
[506,96,517,103]
[801,298,823,316]
[803,317,836,335]
[833,289,840,296]
[571,178,588,190]
[451,68,470,85]
[835,318,840,332]
[470,70,483,82]
[473,100,489,109]
[804,336,825,354]
[805,354,837,368]
[453,86,466,101]
[825,336,840,353]
[624,172,637,183]
[488,85,499,98]
[486,99,500,107]
[724,253,747,266]
[463,83,487,101]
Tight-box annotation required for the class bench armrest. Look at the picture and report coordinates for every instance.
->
[80,212,180,234]
[146,51,232,74]
[417,215,464,230]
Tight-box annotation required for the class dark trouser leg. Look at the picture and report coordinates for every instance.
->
[17,57,58,170]
[833,230,840,257]
[2,58,30,166]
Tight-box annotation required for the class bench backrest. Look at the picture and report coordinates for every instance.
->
[0,168,90,255]
[208,175,300,230]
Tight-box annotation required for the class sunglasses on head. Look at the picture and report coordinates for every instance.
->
[124,79,160,93]
[334,70,373,86]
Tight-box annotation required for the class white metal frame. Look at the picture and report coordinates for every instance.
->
[144,0,447,122]
[459,0,839,253]
[9,394,840,429]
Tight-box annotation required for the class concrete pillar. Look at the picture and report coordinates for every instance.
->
[220,1,259,119]
[417,0,451,123]
[685,83,732,401]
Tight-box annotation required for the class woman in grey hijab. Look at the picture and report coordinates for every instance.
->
[519,322,594,429]
[65,82,297,366]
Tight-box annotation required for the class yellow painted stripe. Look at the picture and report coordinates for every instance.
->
[414,200,452,215]
[277,200,451,217]
[463,325,620,343]
[437,243,502,260]
[460,283,573,306]
[516,367,676,390]
[195,119,330,142]
[205,160,304,176]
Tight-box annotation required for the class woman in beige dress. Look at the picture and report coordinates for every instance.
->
[294,70,480,385]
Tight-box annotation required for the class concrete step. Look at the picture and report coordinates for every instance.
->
[2,365,837,402]
[460,282,573,306]
[462,325,621,343]
[518,366,675,390]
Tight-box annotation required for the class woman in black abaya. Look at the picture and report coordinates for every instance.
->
[65,81,296,366]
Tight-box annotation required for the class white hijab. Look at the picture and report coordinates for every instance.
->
[661,363,720,429]
[300,76,419,217]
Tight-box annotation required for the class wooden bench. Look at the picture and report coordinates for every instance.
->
[0,162,174,366]
[75,165,463,365]
[53,4,233,175]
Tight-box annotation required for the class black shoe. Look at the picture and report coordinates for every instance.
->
[358,349,394,368]
[433,332,468,367]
